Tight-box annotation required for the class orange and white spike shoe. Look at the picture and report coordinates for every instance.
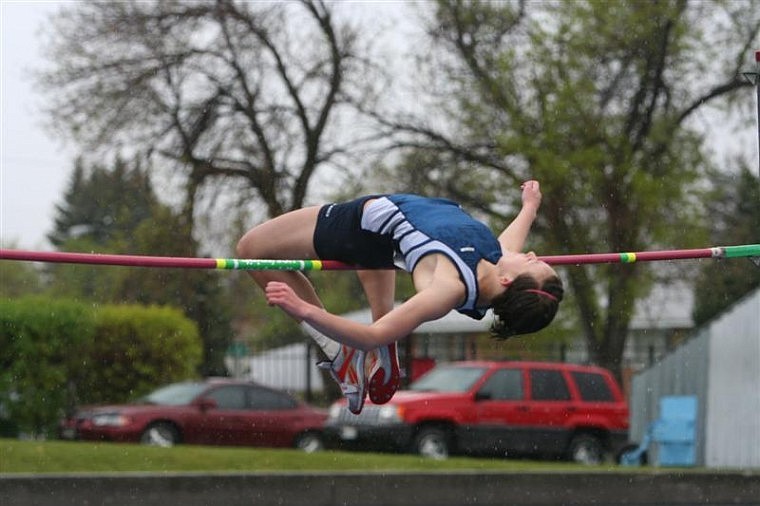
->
[367,342,401,405]
[318,345,368,414]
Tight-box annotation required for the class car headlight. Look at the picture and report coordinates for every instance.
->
[377,405,403,423]
[91,413,131,427]
[328,403,343,420]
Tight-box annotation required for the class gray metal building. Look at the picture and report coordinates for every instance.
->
[629,288,760,468]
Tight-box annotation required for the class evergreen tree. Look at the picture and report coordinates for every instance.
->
[48,157,155,247]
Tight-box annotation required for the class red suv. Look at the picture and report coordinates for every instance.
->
[325,361,629,464]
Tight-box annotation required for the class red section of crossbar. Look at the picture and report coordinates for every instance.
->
[539,248,717,265]
[0,249,220,269]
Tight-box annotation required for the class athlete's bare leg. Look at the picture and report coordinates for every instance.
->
[357,269,401,404]
[236,206,324,312]
[356,270,396,320]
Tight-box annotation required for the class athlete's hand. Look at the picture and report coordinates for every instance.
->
[520,180,542,213]
[265,281,310,320]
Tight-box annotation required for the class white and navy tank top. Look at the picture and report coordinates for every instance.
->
[361,194,502,319]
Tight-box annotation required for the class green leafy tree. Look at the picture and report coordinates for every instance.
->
[692,165,760,324]
[372,0,758,379]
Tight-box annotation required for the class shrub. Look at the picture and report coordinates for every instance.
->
[0,297,94,437]
[76,304,203,404]
[0,298,203,436]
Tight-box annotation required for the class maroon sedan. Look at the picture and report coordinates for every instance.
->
[59,379,327,451]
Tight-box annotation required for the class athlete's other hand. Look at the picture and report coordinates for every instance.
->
[520,180,542,212]
[265,281,310,320]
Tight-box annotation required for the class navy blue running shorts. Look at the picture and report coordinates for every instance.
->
[313,195,395,268]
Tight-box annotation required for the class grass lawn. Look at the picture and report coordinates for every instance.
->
[0,439,612,474]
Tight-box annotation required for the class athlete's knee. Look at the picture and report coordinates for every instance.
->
[236,227,264,258]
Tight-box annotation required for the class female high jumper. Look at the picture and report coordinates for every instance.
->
[237,180,563,413]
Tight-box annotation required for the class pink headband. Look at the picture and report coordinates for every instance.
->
[525,288,558,302]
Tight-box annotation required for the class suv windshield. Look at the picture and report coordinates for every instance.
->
[141,382,208,406]
[410,366,486,392]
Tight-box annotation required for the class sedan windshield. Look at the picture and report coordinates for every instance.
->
[409,366,486,393]
[141,382,208,406]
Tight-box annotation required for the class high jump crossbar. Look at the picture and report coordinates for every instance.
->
[1,244,758,271]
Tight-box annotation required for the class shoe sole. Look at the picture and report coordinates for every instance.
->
[368,343,400,404]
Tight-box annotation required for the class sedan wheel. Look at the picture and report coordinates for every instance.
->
[140,422,180,447]
[295,432,324,453]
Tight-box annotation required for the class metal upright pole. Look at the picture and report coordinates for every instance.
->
[755,50,760,177]
[744,50,760,176]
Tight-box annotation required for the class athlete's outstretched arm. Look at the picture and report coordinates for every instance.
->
[497,180,542,253]
[264,280,459,351]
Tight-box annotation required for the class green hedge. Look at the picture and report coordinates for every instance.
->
[79,304,203,404]
[0,298,93,437]
[0,297,203,437]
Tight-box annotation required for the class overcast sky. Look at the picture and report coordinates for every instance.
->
[1,1,757,252]
[1,1,75,250]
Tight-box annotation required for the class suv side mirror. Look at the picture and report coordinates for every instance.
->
[474,391,491,402]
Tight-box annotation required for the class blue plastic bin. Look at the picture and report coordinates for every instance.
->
[653,395,697,466]
[620,395,698,467]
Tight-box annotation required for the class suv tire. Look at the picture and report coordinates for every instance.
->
[413,427,451,460]
[567,433,605,465]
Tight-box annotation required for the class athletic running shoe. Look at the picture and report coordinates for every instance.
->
[318,345,368,414]
[367,342,401,405]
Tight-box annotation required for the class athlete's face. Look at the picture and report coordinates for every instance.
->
[497,251,556,285]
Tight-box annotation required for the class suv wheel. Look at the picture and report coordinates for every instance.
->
[567,433,605,465]
[413,427,451,460]
[140,422,180,447]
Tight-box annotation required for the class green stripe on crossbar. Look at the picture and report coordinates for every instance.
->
[724,244,760,258]
[215,259,322,270]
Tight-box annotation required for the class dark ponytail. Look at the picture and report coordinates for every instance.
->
[490,274,564,339]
